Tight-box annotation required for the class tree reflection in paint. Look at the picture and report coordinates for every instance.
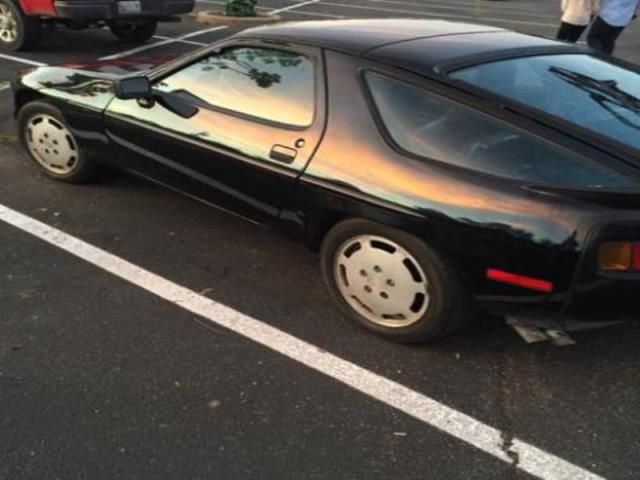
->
[156,47,313,126]
[198,48,300,89]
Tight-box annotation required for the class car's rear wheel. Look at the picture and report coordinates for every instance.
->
[18,101,99,183]
[0,0,41,51]
[321,219,473,343]
[109,20,157,43]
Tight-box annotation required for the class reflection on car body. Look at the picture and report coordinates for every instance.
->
[11,19,640,343]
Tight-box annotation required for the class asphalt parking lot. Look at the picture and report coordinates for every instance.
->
[1,1,640,479]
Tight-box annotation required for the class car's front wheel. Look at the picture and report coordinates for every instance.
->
[109,20,157,43]
[321,219,473,343]
[0,0,41,51]
[18,101,99,183]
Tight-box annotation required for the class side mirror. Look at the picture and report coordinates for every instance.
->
[156,93,199,119]
[114,76,151,100]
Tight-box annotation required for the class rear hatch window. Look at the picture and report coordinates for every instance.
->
[450,54,640,153]
[365,72,639,189]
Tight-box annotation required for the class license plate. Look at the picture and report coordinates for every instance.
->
[118,1,142,14]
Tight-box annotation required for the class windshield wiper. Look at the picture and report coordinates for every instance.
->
[549,66,640,130]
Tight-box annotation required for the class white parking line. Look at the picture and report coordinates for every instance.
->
[197,0,558,27]
[100,26,227,60]
[99,40,173,60]
[0,53,46,67]
[270,0,324,15]
[0,31,214,69]
[0,31,212,70]
[153,35,208,46]
[272,7,341,18]
[361,0,559,15]
[352,0,558,20]
[196,0,343,18]
[180,24,229,39]
[0,202,604,480]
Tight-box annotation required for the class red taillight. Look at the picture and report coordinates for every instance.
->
[633,243,640,271]
[486,269,553,293]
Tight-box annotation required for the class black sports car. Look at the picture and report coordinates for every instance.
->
[11,19,640,343]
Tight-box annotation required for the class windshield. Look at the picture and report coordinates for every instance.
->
[450,54,640,152]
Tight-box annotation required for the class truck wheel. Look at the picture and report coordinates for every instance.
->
[110,20,157,43]
[0,0,41,51]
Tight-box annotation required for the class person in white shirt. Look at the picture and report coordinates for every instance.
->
[557,0,600,42]
[587,0,640,53]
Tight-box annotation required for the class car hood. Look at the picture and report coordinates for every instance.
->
[57,54,179,75]
[16,55,179,112]
[19,54,179,92]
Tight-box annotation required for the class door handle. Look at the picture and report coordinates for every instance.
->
[270,144,297,164]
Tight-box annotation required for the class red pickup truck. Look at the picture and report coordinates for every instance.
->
[0,0,194,50]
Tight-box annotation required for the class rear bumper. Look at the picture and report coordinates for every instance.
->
[54,0,194,20]
[565,220,640,321]
[480,278,638,329]
[565,279,639,320]
[479,218,640,324]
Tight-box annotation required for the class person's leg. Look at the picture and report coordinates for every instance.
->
[587,17,609,52]
[556,22,587,42]
[603,25,625,54]
[587,16,625,54]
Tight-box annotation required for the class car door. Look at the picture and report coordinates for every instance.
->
[103,42,326,223]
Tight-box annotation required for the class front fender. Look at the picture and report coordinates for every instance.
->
[18,66,117,112]
[14,67,118,161]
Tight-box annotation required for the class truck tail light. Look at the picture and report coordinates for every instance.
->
[598,242,640,271]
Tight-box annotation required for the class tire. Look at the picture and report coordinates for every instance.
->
[18,101,99,183]
[321,218,474,343]
[109,20,157,43]
[0,0,41,51]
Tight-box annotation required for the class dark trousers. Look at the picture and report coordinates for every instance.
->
[556,22,587,42]
[587,16,625,54]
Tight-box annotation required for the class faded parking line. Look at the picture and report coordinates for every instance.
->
[0,29,215,70]
[99,25,228,60]
[197,0,559,27]
[287,0,559,28]
[196,0,344,18]
[0,53,46,67]
[153,34,208,46]
[357,0,559,17]
[0,203,605,480]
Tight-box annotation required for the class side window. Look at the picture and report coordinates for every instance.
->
[365,72,635,188]
[156,47,316,127]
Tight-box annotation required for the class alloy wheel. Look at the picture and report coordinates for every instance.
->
[25,114,79,175]
[333,234,430,328]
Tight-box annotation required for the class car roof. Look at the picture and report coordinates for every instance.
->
[241,19,504,54]
[239,19,583,74]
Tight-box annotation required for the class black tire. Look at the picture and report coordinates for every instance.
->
[17,101,99,183]
[321,218,474,343]
[109,20,157,43]
[0,0,41,51]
